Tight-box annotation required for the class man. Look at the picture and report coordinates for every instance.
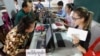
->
[36,0,44,10]
[14,1,33,26]
[56,1,66,17]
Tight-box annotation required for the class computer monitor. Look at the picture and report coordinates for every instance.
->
[46,27,52,46]
[45,18,55,51]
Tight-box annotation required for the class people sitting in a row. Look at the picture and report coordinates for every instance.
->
[2,0,94,56]
[53,1,93,54]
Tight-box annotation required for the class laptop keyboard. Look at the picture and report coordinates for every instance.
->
[55,33,66,47]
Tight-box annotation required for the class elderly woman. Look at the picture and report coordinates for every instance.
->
[3,15,35,56]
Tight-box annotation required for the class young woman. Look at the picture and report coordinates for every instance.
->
[3,15,35,56]
[65,3,74,26]
[72,7,93,54]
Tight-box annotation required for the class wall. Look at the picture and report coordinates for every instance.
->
[74,0,100,23]
[3,0,17,18]
[33,0,74,7]
[0,0,3,6]
[17,0,74,8]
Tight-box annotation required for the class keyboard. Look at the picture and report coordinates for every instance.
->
[55,33,66,47]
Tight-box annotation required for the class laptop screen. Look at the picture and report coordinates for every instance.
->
[46,27,52,46]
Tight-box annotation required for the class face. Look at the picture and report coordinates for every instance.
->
[65,6,71,13]
[72,12,84,26]
[58,6,63,11]
[25,2,33,13]
[26,23,35,33]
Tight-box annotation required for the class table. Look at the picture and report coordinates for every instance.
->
[29,23,45,49]
[29,23,82,56]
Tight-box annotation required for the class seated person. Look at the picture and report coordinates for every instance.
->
[14,1,33,26]
[56,1,66,17]
[62,3,74,26]
[36,0,44,10]
[3,15,35,56]
[71,7,93,54]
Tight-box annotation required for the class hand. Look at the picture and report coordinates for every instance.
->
[51,13,57,18]
[63,22,68,26]
[72,34,80,44]
[16,49,25,56]
[19,49,25,53]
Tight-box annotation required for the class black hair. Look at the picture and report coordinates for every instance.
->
[28,0,32,3]
[24,0,32,2]
[22,1,32,8]
[22,1,28,8]
[14,0,17,2]
[38,0,42,2]
[57,1,63,6]
[17,15,35,35]
[66,3,74,11]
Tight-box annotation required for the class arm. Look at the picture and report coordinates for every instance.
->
[72,36,86,54]
[72,31,91,54]
[76,45,87,53]
[14,15,21,26]
[57,8,66,17]
[3,31,25,56]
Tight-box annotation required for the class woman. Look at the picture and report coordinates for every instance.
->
[72,7,93,54]
[3,15,35,56]
[65,3,74,26]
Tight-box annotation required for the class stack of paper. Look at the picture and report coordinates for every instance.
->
[51,23,66,30]
[67,27,88,41]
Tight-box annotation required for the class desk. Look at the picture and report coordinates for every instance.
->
[29,23,45,49]
[29,23,82,56]
[47,47,82,56]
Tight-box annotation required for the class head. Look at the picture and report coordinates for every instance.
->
[65,3,74,14]
[14,0,18,5]
[72,7,93,29]
[38,0,42,3]
[22,1,33,13]
[57,1,63,10]
[17,15,35,34]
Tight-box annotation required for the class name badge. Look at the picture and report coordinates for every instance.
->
[26,49,46,56]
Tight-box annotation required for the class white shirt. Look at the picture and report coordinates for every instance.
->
[65,11,74,26]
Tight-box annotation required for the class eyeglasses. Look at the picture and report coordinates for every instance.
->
[72,16,81,20]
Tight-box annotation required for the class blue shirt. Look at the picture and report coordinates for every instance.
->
[36,3,44,9]
[56,8,66,17]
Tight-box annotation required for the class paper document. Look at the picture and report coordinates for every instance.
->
[67,27,88,41]
[51,23,66,30]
